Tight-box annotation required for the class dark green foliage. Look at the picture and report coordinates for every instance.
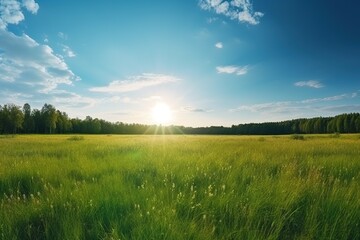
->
[232,113,360,135]
[1,103,360,135]
[55,111,72,134]
[41,104,57,134]
[0,104,24,134]
[22,103,34,133]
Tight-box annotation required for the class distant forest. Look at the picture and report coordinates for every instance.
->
[1,103,360,135]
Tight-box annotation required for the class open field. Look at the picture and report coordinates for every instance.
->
[0,134,359,240]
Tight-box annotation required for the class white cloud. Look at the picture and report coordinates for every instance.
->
[215,42,223,48]
[216,65,248,75]
[294,80,324,89]
[320,105,360,113]
[237,9,264,25]
[90,73,180,93]
[22,0,39,14]
[0,19,5,29]
[0,0,70,93]
[0,0,24,27]
[62,45,76,58]
[0,88,95,111]
[230,101,292,113]
[0,0,39,29]
[199,0,263,25]
[0,29,79,93]
[300,93,357,104]
[215,1,229,14]
[230,91,359,115]
[51,90,96,108]
[182,106,213,113]
[0,89,33,104]
[0,0,90,113]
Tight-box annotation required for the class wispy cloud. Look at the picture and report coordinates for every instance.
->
[216,65,248,75]
[182,106,213,113]
[57,32,68,40]
[230,92,359,115]
[207,17,218,23]
[199,0,263,25]
[215,42,223,49]
[62,45,76,58]
[90,73,180,93]
[294,80,324,89]
[300,94,348,104]
[51,90,96,108]
[0,88,95,110]
[0,89,34,104]
[320,105,360,113]
[230,101,292,113]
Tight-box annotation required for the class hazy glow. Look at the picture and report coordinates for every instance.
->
[151,102,172,125]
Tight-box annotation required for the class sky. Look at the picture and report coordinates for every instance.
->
[1,0,360,127]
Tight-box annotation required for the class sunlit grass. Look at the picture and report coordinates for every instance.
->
[0,135,359,239]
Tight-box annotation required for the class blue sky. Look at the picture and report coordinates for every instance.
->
[1,0,360,127]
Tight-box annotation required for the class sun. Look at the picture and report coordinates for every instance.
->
[151,102,172,125]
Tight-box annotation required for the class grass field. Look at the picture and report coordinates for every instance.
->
[0,134,359,240]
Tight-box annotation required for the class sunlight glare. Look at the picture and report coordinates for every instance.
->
[151,102,172,125]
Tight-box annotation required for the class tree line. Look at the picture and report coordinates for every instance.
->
[0,103,360,135]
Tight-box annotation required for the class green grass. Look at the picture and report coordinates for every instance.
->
[0,134,359,239]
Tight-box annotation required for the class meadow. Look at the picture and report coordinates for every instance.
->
[0,134,359,240]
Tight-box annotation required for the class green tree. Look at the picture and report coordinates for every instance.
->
[56,111,72,133]
[291,120,300,133]
[355,115,360,133]
[0,104,24,133]
[327,118,336,133]
[83,116,101,134]
[336,115,345,133]
[41,104,58,134]
[10,104,24,133]
[349,114,357,133]
[92,118,101,134]
[0,105,3,133]
[22,103,34,133]
[32,109,43,133]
